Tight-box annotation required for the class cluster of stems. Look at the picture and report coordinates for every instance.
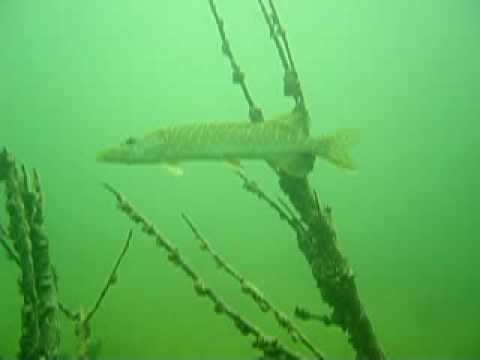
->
[207,1,386,359]
[0,148,59,359]
[1,148,133,359]
[104,183,308,360]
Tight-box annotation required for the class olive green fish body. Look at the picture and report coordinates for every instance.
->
[97,111,356,176]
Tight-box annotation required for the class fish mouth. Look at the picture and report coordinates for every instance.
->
[96,146,141,164]
[96,153,106,162]
[96,150,110,162]
[96,148,120,163]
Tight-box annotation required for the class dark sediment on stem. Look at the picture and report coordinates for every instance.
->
[279,173,386,360]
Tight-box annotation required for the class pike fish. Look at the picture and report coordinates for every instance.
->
[97,111,357,176]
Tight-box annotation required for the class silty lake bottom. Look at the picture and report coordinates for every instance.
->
[0,0,479,359]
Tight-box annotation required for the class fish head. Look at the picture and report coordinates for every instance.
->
[97,132,170,164]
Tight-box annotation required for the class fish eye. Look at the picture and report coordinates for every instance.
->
[125,137,137,145]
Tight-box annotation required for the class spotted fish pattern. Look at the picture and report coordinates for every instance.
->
[97,111,357,176]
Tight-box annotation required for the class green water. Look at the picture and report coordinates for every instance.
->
[1,0,479,358]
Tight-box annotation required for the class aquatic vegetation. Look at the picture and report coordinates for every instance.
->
[0,149,132,359]
[103,183,311,359]
[0,149,59,359]
[0,1,385,359]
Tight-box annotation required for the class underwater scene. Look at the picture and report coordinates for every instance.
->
[1,0,479,359]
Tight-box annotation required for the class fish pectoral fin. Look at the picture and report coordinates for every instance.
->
[163,162,184,176]
[225,157,244,169]
[273,154,315,177]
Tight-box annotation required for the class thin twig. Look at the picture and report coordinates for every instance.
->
[236,171,306,234]
[294,306,332,327]
[85,229,132,324]
[182,213,324,360]
[58,302,79,322]
[268,0,305,107]
[277,197,305,230]
[268,0,297,75]
[258,0,306,109]
[182,213,242,281]
[208,0,263,122]
[257,0,290,71]
[104,183,304,360]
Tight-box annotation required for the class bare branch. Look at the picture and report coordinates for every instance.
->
[85,229,133,324]
[236,171,306,234]
[294,306,332,327]
[104,183,304,360]
[208,0,263,122]
[182,213,324,360]
[258,0,306,109]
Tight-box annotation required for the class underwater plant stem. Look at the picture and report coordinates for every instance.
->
[237,171,386,360]
[294,306,332,326]
[182,213,324,360]
[236,171,306,233]
[2,148,61,358]
[279,174,386,360]
[208,0,264,122]
[207,0,383,356]
[58,301,79,321]
[104,183,304,360]
[268,0,297,75]
[3,155,41,359]
[182,213,243,281]
[257,0,290,72]
[54,230,132,358]
[2,215,75,324]
[28,169,60,358]
[85,229,132,324]
[257,0,305,108]
[0,148,13,182]
[0,224,20,266]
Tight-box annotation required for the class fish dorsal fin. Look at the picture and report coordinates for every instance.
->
[163,162,184,176]
[269,110,310,136]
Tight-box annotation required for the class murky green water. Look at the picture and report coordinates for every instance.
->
[1,0,479,358]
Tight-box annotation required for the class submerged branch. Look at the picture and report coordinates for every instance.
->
[294,306,332,327]
[236,171,306,234]
[235,170,386,360]
[257,0,290,72]
[208,0,263,122]
[4,159,41,359]
[58,301,79,322]
[28,168,60,357]
[68,229,132,359]
[257,0,305,109]
[182,213,324,360]
[104,183,305,360]
[268,0,298,75]
[85,229,132,324]
[280,173,386,360]
[1,219,75,324]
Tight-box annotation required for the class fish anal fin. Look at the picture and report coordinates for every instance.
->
[225,157,244,169]
[163,162,184,176]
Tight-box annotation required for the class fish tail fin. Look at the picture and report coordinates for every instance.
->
[314,129,359,170]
